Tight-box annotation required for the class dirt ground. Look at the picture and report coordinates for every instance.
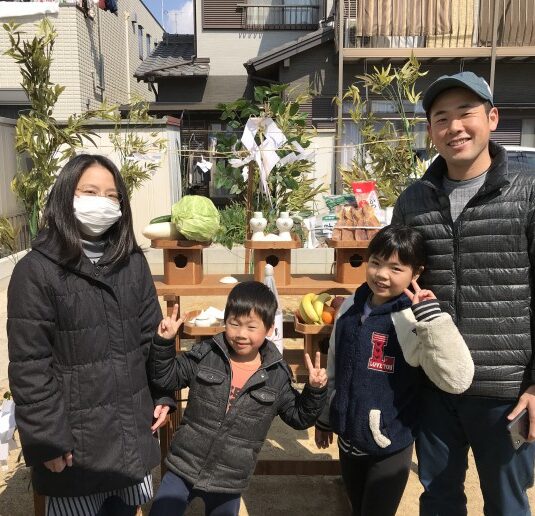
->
[0,293,533,515]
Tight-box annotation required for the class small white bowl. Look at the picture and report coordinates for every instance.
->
[195,316,212,327]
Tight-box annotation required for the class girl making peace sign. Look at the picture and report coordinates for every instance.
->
[315,225,474,516]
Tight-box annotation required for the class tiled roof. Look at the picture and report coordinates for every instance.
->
[134,34,210,80]
[244,25,334,73]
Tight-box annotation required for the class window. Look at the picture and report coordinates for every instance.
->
[146,34,152,57]
[138,25,144,60]
[506,148,535,170]
[521,119,535,147]
[341,99,428,168]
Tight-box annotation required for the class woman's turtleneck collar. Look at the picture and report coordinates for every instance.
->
[81,238,107,264]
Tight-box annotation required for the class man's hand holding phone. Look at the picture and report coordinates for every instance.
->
[507,384,535,447]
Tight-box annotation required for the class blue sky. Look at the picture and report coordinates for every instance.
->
[143,0,194,33]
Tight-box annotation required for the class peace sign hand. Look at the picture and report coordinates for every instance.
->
[158,303,184,340]
[305,351,327,389]
[403,279,436,305]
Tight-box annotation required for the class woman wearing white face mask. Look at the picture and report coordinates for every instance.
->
[7,154,175,516]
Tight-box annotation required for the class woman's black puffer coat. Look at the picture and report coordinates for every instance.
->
[7,235,173,496]
[392,142,535,399]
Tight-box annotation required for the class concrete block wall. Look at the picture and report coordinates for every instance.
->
[202,246,335,275]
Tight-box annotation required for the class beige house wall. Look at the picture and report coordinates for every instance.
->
[195,0,311,76]
[0,3,163,120]
[78,0,164,112]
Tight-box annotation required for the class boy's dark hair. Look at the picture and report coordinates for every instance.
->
[38,154,138,266]
[224,281,277,330]
[368,225,426,272]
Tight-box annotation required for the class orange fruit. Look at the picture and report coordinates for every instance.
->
[321,309,334,324]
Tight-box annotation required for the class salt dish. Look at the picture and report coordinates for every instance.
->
[220,276,238,284]
[195,315,212,327]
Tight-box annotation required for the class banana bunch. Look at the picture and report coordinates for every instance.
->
[299,292,332,325]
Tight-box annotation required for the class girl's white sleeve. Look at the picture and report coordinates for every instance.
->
[390,308,421,367]
[392,308,474,394]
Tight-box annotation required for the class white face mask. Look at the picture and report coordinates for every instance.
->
[73,195,122,237]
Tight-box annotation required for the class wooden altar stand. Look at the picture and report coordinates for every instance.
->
[152,238,370,477]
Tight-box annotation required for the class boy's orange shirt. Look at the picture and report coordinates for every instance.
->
[227,359,260,411]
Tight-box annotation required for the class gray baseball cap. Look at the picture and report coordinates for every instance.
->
[422,71,494,113]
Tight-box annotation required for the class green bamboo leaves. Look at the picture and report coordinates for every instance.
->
[340,55,432,207]
[3,19,109,237]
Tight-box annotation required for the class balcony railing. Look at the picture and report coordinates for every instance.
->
[238,2,321,30]
[339,0,535,53]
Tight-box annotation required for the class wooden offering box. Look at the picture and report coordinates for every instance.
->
[293,315,333,368]
[244,238,301,287]
[326,239,370,284]
[151,239,211,285]
[294,317,333,336]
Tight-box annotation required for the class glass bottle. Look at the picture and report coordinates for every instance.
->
[264,264,283,354]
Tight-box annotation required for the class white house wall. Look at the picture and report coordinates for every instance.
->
[0,7,83,119]
[310,132,335,212]
[0,3,163,120]
[78,1,164,112]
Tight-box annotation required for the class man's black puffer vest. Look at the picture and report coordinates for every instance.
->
[392,142,535,399]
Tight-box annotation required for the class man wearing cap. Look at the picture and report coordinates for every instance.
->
[392,71,535,515]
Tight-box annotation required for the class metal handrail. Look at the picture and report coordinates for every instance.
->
[238,3,321,30]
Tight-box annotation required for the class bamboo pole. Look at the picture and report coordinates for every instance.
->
[244,161,254,273]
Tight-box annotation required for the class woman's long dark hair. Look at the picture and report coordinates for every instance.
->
[39,154,139,265]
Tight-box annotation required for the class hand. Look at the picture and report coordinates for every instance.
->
[508,384,535,442]
[305,351,327,389]
[404,279,436,305]
[315,428,333,449]
[151,404,170,433]
[44,452,73,473]
[158,304,184,340]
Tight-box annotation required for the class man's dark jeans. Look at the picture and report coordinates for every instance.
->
[417,386,535,516]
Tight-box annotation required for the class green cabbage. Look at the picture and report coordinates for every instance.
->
[171,195,220,241]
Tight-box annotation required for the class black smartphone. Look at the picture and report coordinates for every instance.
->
[507,409,530,450]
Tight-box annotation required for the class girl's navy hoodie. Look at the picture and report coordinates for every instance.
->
[330,283,421,455]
